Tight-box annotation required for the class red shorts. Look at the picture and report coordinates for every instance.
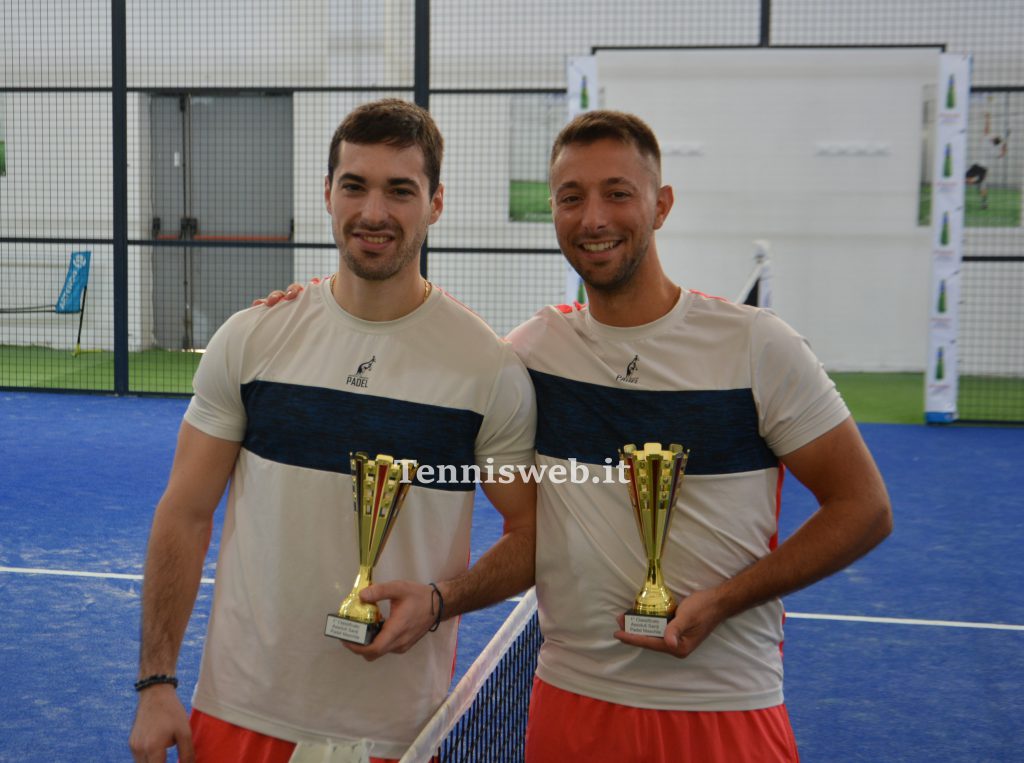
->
[189,709,401,763]
[524,677,800,763]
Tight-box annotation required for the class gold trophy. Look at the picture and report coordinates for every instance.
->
[325,452,419,645]
[619,442,690,637]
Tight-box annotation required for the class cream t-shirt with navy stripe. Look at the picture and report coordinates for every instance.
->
[184,279,536,758]
[508,289,848,711]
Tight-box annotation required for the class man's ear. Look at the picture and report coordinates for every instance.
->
[653,184,674,230]
[428,182,444,225]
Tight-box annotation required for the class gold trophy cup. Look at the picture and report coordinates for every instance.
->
[325,452,419,645]
[619,442,690,637]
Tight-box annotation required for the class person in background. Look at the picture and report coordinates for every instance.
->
[966,112,1009,209]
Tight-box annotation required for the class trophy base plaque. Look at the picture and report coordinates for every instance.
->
[325,613,381,645]
[624,611,671,638]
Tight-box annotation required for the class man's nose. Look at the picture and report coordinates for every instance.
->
[579,197,608,233]
[360,190,389,225]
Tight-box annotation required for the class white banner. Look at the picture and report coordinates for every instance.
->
[925,54,970,423]
[564,56,599,306]
[567,55,598,121]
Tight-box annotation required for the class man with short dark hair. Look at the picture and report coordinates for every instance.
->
[128,99,537,763]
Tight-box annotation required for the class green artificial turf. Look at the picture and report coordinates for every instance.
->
[5,345,1021,424]
[828,372,925,424]
[918,184,1022,228]
[0,345,201,394]
[509,180,551,222]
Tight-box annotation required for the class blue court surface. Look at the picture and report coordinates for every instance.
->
[0,392,1021,761]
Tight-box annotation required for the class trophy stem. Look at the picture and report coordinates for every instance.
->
[633,558,677,617]
[336,564,379,624]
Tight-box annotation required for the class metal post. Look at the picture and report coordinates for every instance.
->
[112,0,129,394]
[415,0,430,278]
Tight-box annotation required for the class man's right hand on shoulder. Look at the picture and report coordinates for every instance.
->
[251,279,312,307]
[128,685,195,763]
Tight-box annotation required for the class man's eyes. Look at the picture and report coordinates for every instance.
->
[338,183,416,197]
[557,191,631,205]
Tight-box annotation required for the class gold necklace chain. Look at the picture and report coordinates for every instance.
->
[329,273,432,305]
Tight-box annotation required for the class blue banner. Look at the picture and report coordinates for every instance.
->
[54,251,90,314]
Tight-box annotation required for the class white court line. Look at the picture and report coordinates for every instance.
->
[787,611,1024,632]
[2,566,1022,632]
[0,566,216,586]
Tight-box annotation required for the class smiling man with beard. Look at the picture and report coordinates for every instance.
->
[511,110,892,763]
[129,99,537,763]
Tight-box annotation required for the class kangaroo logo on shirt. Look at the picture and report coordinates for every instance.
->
[347,355,376,388]
[616,354,640,384]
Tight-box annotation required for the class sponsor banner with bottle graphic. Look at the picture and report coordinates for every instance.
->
[567,55,597,122]
[926,54,970,423]
[564,56,599,305]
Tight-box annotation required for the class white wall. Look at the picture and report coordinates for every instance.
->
[0,91,153,351]
[0,92,112,352]
[598,48,938,371]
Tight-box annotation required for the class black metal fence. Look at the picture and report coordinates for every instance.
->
[1,1,1021,421]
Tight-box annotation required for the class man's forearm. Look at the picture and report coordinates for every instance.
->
[713,494,892,622]
[438,524,535,619]
[138,507,213,677]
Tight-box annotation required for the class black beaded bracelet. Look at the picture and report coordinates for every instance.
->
[134,674,179,692]
[428,582,444,632]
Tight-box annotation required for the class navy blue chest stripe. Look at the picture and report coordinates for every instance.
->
[240,380,483,492]
[528,370,777,475]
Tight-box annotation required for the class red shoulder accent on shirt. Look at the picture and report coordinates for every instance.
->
[553,301,588,314]
[689,289,729,303]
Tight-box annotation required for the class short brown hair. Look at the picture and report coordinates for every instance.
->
[327,99,444,194]
[550,110,661,173]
